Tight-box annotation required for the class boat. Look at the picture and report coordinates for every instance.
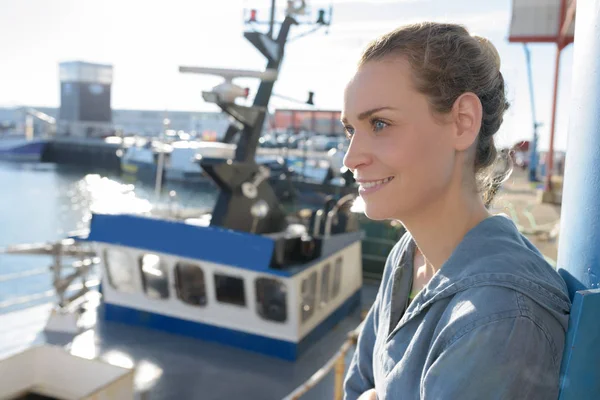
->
[120,138,238,183]
[0,4,380,399]
[0,135,48,162]
[0,107,56,162]
[120,135,347,185]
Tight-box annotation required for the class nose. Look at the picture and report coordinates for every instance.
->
[343,131,372,173]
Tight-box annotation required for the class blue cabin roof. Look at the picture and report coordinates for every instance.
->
[84,214,363,278]
[86,213,284,275]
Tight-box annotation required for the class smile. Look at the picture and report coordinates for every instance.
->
[358,176,394,194]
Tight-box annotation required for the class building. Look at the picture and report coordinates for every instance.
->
[111,109,229,137]
[58,61,114,137]
[1,60,231,139]
[0,106,230,139]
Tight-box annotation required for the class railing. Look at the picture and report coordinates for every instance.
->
[282,321,364,400]
[0,239,99,312]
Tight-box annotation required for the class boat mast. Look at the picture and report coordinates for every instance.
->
[182,1,332,234]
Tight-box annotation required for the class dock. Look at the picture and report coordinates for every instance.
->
[491,168,561,263]
[41,137,124,171]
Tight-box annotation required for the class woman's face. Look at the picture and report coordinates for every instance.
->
[342,58,459,221]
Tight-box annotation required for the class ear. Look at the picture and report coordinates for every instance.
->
[451,92,482,151]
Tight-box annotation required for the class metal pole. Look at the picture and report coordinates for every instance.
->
[557,0,600,298]
[155,118,169,198]
[53,242,64,307]
[544,46,562,193]
[523,44,539,182]
[333,352,346,400]
[268,0,276,39]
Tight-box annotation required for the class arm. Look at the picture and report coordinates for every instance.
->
[344,295,380,400]
[421,316,561,400]
[344,235,409,400]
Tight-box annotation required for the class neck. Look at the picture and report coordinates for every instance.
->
[400,186,490,271]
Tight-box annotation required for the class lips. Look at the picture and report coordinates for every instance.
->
[359,176,394,189]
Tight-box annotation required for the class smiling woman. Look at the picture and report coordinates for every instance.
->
[342,22,570,400]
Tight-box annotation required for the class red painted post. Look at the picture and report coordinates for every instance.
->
[545,45,562,192]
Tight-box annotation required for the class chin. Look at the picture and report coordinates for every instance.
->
[362,203,395,221]
[361,194,413,221]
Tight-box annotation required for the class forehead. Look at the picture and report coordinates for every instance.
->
[343,58,416,117]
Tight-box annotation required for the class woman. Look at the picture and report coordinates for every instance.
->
[342,23,570,400]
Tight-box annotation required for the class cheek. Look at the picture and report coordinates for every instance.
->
[379,128,438,173]
[385,127,454,187]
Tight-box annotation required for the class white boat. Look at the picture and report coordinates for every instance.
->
[120,137,343,188]
[120,139,239,183]
[86,207,363,360]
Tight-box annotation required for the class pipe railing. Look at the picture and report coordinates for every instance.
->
[282,320,365,400]
[0,239,99,311]
[324,194,356,237]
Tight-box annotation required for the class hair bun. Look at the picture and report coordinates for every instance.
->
[473,35,501,70]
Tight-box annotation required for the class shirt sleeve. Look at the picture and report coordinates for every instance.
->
[344,235,410,400]
[343,293,380,400]
[421,316,561,400]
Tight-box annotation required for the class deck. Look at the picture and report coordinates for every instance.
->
[0,286,378,399]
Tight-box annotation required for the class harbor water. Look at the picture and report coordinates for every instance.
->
[0,160,401,315]
[0,161,217,314]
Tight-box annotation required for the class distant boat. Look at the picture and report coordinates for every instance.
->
[120,137,345,187]
[120,139,239,183]
[0,136,48,162]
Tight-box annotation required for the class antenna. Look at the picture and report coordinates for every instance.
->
[179,67,278,104]
[180,0,334,234]
[178,67,278,82]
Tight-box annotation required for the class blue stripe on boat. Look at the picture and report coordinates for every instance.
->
[102,289,361,361]
[84,214,363,277]
[0,140,47,161]
[86,213,277,274]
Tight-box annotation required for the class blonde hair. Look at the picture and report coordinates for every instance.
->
[359,22,511,206]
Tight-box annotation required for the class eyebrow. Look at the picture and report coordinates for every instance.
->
[341,106,397,124]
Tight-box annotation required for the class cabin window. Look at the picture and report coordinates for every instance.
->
[104,249,137,293]
[332,257,342,299]
[301,271,317,323]
[320,263,331,307]
[214,273,246,307]
[255,278,287,323]
[139,254,170,299]
[174,263,207,306]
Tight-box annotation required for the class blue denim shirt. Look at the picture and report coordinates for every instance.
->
[344,215,571,400]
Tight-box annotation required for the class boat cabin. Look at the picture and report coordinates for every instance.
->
[85,212,363,360]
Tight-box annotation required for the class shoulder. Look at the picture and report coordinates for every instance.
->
[421,313,562,400]
[435,286,521,340]
[433,286,565,366]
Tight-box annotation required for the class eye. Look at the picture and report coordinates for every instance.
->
[371,119,388,132]
[344,126,355,139]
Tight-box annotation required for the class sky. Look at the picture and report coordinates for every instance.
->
[0,0,576,151]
